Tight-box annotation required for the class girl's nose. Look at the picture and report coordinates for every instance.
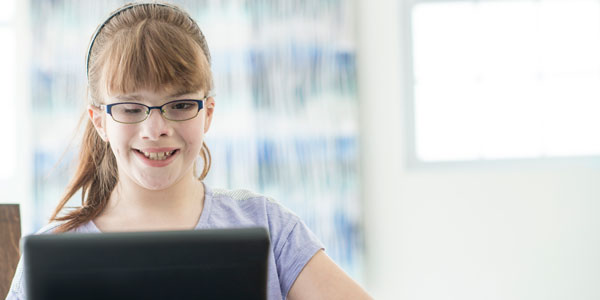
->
[140,109,171,140]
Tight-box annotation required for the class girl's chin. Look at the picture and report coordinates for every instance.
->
[133,176,179,191]
[139,183,172,191]
[137,182,173,191]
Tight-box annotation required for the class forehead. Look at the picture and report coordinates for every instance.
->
[108,86,203,102]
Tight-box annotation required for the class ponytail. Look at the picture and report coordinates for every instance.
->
[49,117,117,233]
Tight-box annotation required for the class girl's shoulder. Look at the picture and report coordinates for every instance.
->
[211,187,277,203]
[35,221,65,235]
[209,187,298,219]
[203,186,301,233]
[33,219,92,235]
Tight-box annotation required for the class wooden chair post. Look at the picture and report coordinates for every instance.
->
[0,204,21,299]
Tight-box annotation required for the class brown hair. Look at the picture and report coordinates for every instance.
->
[50,3,214,233]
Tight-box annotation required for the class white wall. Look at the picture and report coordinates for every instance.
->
[0,0,33,234]
[357,1,600,299]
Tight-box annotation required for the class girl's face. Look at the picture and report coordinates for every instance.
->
[90,88,215,190]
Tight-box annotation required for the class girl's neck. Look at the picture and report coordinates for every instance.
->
[97,171,205,230]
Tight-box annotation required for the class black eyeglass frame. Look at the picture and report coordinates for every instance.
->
[99,98,205,124]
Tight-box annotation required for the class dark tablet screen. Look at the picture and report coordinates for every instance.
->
[23,227,269,300]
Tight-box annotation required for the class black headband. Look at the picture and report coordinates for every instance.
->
[85,3,185,79]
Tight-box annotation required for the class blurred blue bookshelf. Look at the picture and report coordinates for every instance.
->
[30,0,363,281]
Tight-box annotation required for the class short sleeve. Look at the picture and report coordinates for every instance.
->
[6,256,24,300]
[274,217,325,298]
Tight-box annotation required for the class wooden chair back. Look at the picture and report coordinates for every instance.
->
[0,204,21,299]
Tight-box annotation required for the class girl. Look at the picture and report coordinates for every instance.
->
[6,2,371,300]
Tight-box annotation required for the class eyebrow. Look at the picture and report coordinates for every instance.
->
[114,90,196,101]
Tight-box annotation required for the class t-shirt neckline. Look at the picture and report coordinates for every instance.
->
[86,181,214,233]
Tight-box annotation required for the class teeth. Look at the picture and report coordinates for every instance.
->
[141,150,174,161]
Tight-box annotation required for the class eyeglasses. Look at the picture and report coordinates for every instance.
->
[100,98,205,124]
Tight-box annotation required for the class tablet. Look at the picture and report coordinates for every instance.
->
[22,227,270,300]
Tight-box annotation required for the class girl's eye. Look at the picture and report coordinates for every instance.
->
[170,102,194,110]
[124,108,143,114]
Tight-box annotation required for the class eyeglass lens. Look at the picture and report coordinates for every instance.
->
[110,100,200,123]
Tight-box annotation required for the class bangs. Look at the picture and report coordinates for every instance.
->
[101,20,212,97]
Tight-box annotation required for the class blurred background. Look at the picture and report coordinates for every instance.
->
[1,0,600,299]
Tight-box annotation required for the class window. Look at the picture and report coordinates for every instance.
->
[0,0,16,179]
[411,0,600,162]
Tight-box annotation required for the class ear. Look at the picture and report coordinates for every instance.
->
[203,97,215,133]
[88,105,108,142]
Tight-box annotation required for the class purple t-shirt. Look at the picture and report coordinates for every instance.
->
[6,184,324,300]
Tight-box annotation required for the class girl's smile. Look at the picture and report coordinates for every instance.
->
[132,147,180,167]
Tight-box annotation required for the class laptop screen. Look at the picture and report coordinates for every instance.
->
[23,227,270,300]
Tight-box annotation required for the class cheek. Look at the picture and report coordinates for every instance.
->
[106,123,135,152]
[180,125,205,154]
